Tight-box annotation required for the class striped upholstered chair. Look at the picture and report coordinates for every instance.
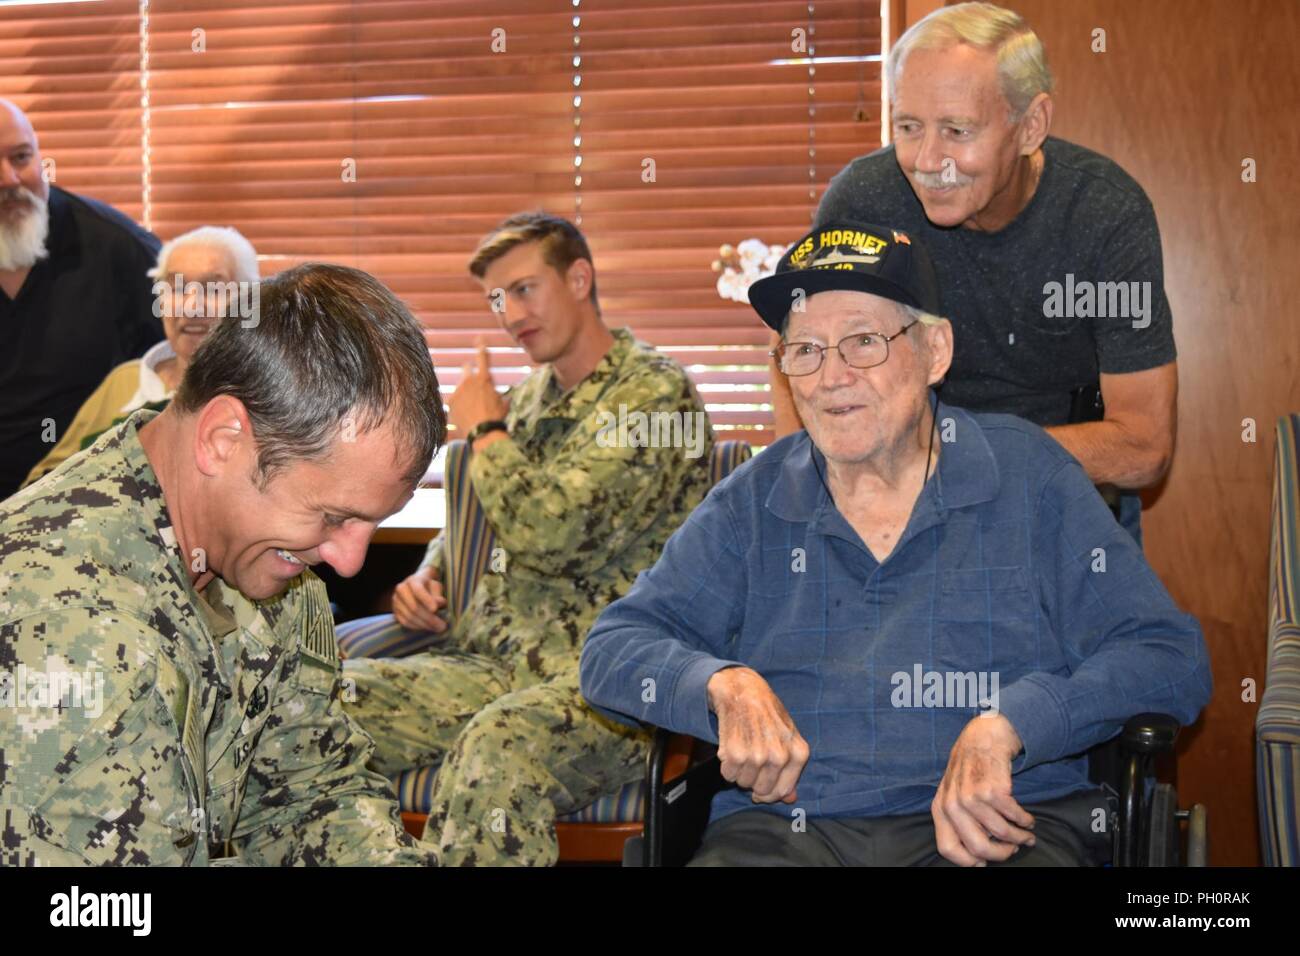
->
[337,437,753,862]
[1258,413,1300,866]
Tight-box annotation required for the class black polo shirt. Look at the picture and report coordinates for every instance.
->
[0,186,161,498]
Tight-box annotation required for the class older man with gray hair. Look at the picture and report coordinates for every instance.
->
[773,2,1177,547]
[581,220,1210,867]
[23,225,259,486]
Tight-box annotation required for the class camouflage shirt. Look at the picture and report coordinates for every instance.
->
[421,327,714,685]
[0,410,435,866]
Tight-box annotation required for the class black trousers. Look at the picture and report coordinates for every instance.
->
[686,789,1112,867]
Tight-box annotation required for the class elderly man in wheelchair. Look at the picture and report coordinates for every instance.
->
[579,221,1212,867]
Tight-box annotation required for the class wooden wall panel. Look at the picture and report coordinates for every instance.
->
[1007,0,1300,865]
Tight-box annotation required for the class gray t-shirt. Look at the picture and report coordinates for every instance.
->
[815,136,1175,427]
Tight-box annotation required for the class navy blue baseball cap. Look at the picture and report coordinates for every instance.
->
[748,220,941,331]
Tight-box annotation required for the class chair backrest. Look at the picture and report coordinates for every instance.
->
[1266,414,1300,649]
[441,439,753,627]
[440,440,498,625]
[1257,413,1300,865]
[709,439,753,486]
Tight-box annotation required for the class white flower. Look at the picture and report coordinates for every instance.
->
[762,245,787,271]
[713,239,790,303]
[716,271,748,303]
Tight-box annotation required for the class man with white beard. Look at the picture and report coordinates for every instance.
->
[0,99,162,498]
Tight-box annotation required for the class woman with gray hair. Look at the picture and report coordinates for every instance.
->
[23,225,258,486]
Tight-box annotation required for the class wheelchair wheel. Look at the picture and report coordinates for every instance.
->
[1146,783,1181,867]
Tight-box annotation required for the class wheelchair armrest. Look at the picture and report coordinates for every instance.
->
[1120,713,1180,755]
[643,728,732,867]
[1114,713,1182,867]
[644,714,1187,867]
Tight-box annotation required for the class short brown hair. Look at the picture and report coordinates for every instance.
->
[175,262,445,487]
[467,211,599,312]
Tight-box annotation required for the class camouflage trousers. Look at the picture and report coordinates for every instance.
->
[338,614,649,866]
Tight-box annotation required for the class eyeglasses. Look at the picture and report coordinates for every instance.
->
[771,320,920,377]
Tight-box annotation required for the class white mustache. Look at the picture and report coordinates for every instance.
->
[911,169,973,189]
[0,185,40,205]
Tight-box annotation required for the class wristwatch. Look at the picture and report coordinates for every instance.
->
[466,419,509,445]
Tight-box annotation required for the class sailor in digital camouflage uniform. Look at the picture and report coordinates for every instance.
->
[0,263,444,866]
[340,213,713,865]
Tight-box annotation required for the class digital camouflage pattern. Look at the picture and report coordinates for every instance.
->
[0,410,435,866]
[343,327,713,864]
[347,659,648,866]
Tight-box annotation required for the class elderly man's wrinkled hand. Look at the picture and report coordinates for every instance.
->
[706,667,810,804]
[931,713,1036,866]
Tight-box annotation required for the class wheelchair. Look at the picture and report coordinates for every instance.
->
[624,384,1206,866]
[625,713,1208,867]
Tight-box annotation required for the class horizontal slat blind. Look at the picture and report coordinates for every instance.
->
[3,0,882,447]
[146,0,574,274]
[0,0,145,221]
[570,0,881,443]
